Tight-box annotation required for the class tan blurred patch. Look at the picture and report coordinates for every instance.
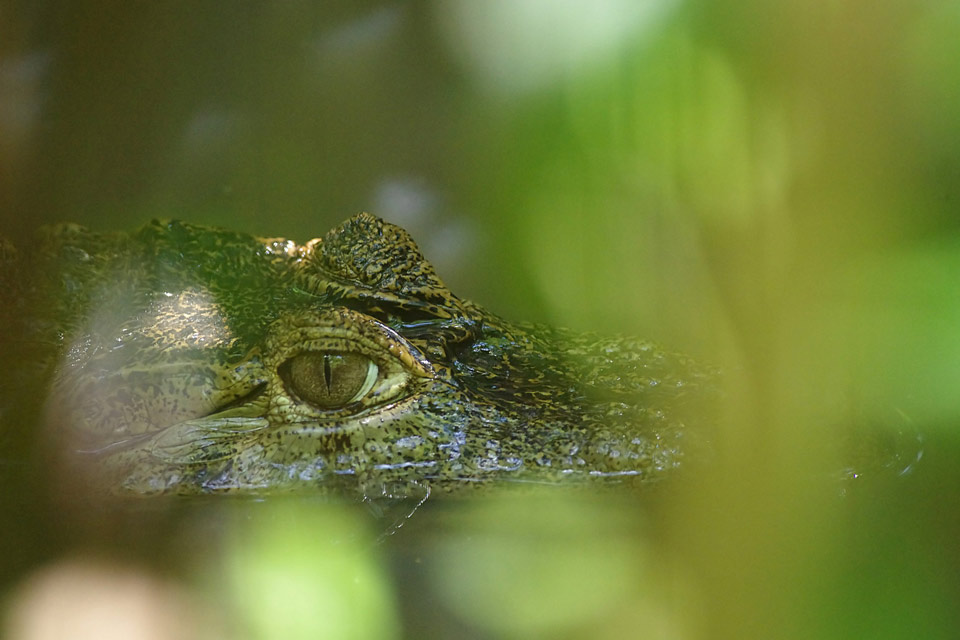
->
[3,559,220,640]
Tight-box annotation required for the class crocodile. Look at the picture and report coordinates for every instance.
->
[0,214,718,499]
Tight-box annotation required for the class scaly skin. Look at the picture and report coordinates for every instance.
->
[0,214,718,498]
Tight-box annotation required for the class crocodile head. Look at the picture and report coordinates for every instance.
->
[2,214,718,498]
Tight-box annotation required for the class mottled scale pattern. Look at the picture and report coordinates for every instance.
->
[0,213,719,498]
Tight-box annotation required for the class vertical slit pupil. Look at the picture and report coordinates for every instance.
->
[285,351,371,409]
[323,353,332,391]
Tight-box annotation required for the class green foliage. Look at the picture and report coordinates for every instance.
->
[2,1,959,638]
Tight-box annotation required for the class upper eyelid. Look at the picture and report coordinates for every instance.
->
[264,308,435,379]
[292,339,399,369]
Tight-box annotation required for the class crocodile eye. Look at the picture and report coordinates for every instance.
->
[285,352,378,408]
[269,308,436,415]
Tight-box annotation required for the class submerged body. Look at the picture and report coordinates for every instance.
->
[0,214,717,498]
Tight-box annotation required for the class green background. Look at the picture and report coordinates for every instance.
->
[2,1,959,638]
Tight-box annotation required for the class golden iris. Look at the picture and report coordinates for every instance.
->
[286,352,378,408]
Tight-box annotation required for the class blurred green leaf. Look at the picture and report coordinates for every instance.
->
[850,241,960,428]
[221,501,398,640]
